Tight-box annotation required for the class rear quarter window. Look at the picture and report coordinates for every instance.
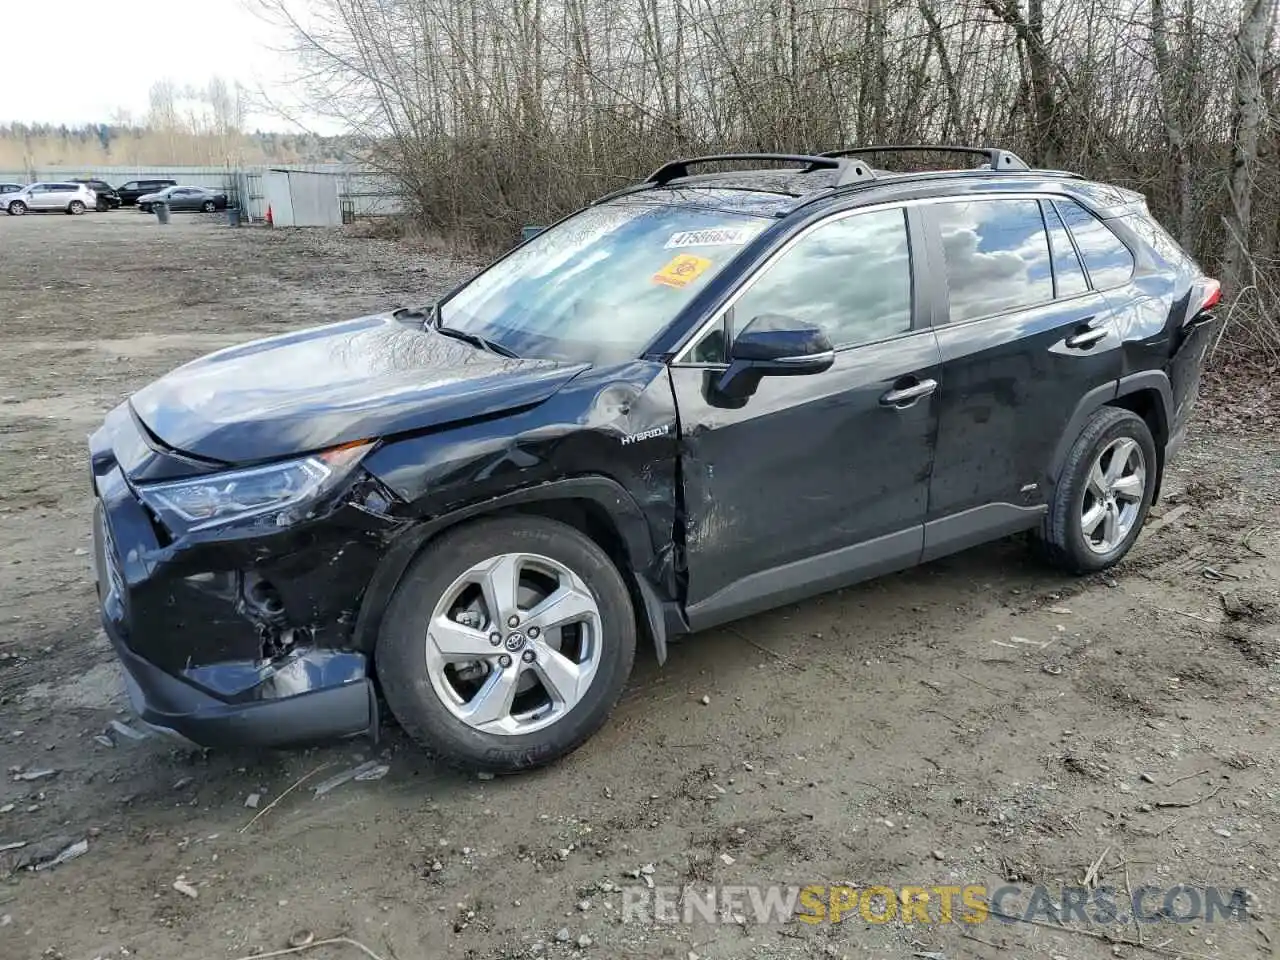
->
[1055,200,1135,289]
[1124,211,1200,271]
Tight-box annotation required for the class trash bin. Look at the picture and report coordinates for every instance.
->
[228,207,241,227]
[154,201,170,225]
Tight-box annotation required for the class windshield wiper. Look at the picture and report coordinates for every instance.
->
[434,322,521,359]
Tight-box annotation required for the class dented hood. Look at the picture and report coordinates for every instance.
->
[130,315,588,464]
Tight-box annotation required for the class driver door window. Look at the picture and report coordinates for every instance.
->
[731,207,913,351]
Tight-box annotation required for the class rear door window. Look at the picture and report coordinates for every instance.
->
[1041,200,1090,298]
[1054,200,1135,289]
[932,198,1054,323]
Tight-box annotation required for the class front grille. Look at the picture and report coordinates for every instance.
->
[93,501,125,611]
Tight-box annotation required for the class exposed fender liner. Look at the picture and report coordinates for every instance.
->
[352,476,669,659]
[1048,381,1117,486]
[1116,370,1174,502]
[921,502,1047,563]
[685,526,922,633]
[1116,371,1174,430]
[634,576,671,665]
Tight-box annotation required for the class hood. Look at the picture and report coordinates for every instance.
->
[130,314,588,464]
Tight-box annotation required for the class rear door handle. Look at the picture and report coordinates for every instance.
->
[880,378,938,407]
[1065,324,1109,349]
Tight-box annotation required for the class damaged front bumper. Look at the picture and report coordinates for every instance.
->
[90,410,394,750]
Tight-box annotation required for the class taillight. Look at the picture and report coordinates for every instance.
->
[1200,278,1221,311]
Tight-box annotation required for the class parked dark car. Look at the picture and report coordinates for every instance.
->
[137,185,228,213]
[116,178,177,206]
[69,179,122,211]
[89,145,1219,771]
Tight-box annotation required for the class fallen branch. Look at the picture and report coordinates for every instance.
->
[1165,768,1212,788]
[986,907,1219,960]
[1154,784,1224,809]
[231,936,387,960]
[1082,844,1111,887]
[240,764,330,833]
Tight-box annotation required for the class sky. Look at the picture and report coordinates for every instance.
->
[0,0,319,131]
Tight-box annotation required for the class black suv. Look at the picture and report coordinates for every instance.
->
[89,146,1219,771]
[116,178,177,206]
[69,179,122,211]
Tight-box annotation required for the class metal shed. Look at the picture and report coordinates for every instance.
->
[262,169,342,227]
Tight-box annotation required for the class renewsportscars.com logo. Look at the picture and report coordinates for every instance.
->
[621,883,1254,926]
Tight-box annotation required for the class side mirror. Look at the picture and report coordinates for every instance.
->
[713,314,834,401]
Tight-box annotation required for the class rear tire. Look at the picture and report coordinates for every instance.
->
[1035,407,1157,574]
[8,200,26,216]
[68,201,85,215]
[377,516,636,772]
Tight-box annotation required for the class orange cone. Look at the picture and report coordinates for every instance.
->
[266,204,274,226]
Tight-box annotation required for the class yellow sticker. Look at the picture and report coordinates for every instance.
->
[652,254,713,288]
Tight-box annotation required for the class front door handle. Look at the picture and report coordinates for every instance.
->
[1065,325,1109,349]
[880,378,938,407]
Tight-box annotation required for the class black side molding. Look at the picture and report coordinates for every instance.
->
[685,526,923,632]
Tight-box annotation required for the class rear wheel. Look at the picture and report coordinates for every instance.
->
[67,201,85,215]
[8,200,26,216]
[377,516,636,772]
[1035,407,1157,573]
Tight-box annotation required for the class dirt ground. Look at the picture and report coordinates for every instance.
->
[1,212,1278,960]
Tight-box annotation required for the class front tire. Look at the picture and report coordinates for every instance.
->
[201,200,216,213]
[8,200,26,216]
[96,198,108,212]
[68,201,85,215]
[1035,407,1157,573]
[377,516,637,772]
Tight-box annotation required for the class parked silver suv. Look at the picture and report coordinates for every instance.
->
[3,182,98,215]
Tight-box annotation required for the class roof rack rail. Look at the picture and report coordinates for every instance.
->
[818,145,1031,172]
[645,153,876,188]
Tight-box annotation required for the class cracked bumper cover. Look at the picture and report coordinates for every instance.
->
[91,429,390,750]
[107,619,379,749]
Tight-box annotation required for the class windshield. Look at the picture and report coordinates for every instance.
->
[438,199,768,364]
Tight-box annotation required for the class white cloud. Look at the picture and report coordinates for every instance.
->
[0,0,323,131]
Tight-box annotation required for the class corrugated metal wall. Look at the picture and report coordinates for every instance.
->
[0,164,402,221]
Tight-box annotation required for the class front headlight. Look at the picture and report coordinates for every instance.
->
[136,442,372,533]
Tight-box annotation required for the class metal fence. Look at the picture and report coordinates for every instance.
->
[0,164,403,221]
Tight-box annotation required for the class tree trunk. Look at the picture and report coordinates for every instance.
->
[1222,0,1275,301]
[1150,0,1194,248]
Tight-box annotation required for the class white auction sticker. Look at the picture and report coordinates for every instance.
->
[665,227,757,249]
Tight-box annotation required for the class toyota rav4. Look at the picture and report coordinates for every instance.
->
[89,146,1220,771]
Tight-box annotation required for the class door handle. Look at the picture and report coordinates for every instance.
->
[880,378,938,407]
[1065,325,1109,349]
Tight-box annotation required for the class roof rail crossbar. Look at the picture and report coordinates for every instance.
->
[645,153,876,188]
[819,145,1031,172]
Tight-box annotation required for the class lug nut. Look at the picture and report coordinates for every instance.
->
[522,649,536,663]
[528,626,541,639]
[498,654,513,668]
[507,614,520,628]
[489,632,502,646]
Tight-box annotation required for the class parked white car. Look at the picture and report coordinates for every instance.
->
[3,182,98,215]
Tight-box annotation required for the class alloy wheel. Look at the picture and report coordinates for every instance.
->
[424,552,603,735]
[1081,437,1146,554]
